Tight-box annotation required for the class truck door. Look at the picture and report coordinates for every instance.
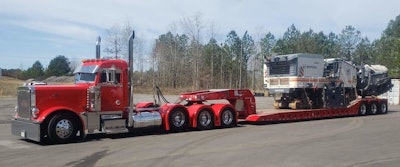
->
[99,68,124,111]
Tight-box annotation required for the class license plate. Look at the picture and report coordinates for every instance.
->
[20,131,26,138]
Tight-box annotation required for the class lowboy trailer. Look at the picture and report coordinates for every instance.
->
[178,89,388,123]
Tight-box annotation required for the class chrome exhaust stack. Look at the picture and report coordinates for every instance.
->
[96,36,101,59]
[128,31,135,108]
[127,31,135,127]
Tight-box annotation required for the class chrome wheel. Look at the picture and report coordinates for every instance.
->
[380,103,388,114]
[359,103,367,116]
[55,119,74,139]
[48,114,78,144]
[221,109,235,127]
[171,110,185,128]
[369,103,377,115]
[197,110,213,130]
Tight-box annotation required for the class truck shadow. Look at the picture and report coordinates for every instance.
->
[86,127,165,141]
[84,125,246,142]
[20,124,246,146]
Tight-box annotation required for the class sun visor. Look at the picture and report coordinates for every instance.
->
[73,65,99,74]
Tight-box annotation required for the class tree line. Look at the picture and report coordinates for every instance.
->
[3,14,399,92]
[145,14,400,91]
[2,55,71,80]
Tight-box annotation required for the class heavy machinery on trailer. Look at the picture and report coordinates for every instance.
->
[264,53,392,110]
[11,32,392,144]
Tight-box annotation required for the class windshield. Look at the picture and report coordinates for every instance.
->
[75,73,96,83]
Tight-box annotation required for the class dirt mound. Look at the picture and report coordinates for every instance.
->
[43,76,74,83]
[0,75,76,97]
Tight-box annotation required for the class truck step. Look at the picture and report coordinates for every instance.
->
[102,118,128,134]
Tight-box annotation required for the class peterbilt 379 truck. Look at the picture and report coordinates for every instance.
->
[11,32,392,144]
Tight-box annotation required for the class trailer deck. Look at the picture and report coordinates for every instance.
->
[245,98,388,123]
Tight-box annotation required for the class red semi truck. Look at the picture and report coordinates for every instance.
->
[11,31,391,144]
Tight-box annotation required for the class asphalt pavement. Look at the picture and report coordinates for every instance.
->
[1,95,399,167]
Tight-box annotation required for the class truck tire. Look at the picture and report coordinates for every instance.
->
[47,114,78,144]
[368,103,378,115]
[220,108,236,128]
[197,109,214,130]
[379,102,388,114]
[169,108,189,132]
[358,103,367,116]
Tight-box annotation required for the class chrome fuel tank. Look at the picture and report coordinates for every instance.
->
[132,112,162,128]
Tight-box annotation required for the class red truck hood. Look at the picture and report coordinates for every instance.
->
[34,84,90,119]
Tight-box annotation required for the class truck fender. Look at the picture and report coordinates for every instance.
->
[37,106,80,123]
[160,103,188,131]
[186,104,214,128]
[211,104,236,127]
[37,106,85,134]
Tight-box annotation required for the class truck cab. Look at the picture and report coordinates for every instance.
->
[11,59,130,143]
[74,59,129,112]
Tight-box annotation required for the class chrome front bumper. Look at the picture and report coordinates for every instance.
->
[11,119,41,142]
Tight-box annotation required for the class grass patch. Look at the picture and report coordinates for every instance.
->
[0,76,23,97]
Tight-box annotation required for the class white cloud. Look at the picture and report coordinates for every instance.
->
[5,18,98,42]
[2,0,399,40]
[1,0,400,69]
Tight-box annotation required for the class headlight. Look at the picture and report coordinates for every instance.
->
[31,107,40,118]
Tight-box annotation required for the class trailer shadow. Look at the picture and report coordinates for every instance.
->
[240,111,397,126]
[82,110,397,143]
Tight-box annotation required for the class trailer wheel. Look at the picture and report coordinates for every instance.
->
[220,108,236,128]
[197,109,214,130]
[379,102,388,114]
[358,103,367,116]
[368,103,378,115]
[47,114,78,144]
[169,108,189,132]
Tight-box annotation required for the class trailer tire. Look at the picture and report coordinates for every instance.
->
[368,103,378,115]
[358,103,367,116]
[47,114,78,144]
[379,102,388,114]
[220,108,236,128]
[169,107,189,132]
[197,109,214,130]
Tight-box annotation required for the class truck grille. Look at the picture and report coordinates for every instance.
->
[17,87,31,119]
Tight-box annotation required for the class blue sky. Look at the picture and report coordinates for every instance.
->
[0,0,399,70]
